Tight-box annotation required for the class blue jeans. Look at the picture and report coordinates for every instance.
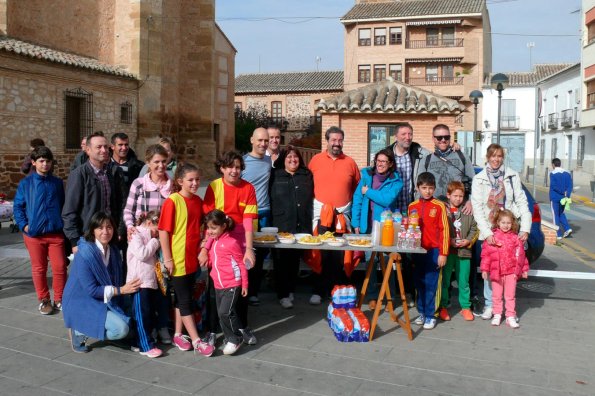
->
[483,279,492,308]
[75,309,129,340]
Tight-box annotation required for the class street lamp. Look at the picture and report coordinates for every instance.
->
[491,73,509,144]
[469,90,483,165]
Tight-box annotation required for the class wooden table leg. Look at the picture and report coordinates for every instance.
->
[378,253,394,314]
[357,251,376,309]
[369,252,393,341]
[393,255,413,340]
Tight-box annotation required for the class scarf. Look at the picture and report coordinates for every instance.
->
[435,147,453,158]
[486,165,505,226]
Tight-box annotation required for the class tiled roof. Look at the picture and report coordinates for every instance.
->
[0,36,135,78]
[235,71,344,94]
[317,78,465,114]
[484,63,575,87]
[341,0,484,22]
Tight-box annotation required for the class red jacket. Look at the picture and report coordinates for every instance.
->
[480,229,529,282]
[408,198,450,256]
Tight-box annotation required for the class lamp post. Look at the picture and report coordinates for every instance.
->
[490,73,509,145]
[469,90,483,165]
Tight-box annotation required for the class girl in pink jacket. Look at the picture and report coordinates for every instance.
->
[126,210,163,358]
[480,209,529,329]
[203,209,248,356]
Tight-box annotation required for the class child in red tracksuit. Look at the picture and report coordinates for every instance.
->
[480,209,528,329]
[408,172,450,330]
[203,209,248,356]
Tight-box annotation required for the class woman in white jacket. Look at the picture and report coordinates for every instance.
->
[471,143,531,320]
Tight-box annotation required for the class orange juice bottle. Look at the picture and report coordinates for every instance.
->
[381,218,394,246]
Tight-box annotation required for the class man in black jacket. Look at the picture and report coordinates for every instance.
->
[110,132,144,190]
[62,132,127,253]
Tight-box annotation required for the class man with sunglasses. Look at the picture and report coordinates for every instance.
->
[416,124,475,215]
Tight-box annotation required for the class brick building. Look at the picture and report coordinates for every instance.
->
[341,0,492,132]
[234,70,343,136]
[0,0,235,196]
[317,78,464,167]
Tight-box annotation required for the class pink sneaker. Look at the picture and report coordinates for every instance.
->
[172,334,192,351]
[193,339,215,357]
[140,347,163,358]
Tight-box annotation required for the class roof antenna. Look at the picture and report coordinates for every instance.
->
[316,56,322,72]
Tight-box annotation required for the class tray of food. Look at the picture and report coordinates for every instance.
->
[347,237,373,248]
[277,232,296,244]
[253,232,277,244]
[296,234,322,246]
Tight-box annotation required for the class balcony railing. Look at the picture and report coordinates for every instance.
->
[500,116,520,130]
[560,109,573,127]
[405,38,464,49]
[548,113,558,129]
[405,77,463,86]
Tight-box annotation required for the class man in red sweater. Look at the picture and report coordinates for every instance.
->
[408,172,450,330]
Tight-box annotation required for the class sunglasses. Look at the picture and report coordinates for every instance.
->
[434,135,451,141]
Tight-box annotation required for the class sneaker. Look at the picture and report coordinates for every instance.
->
[556,236,562,241]
[368,299,377,310]
[279,297,293,309]
[140,347,163,358]
[423,317,437,330]
[288,293,294,302]
[461,309,474,321]
[438,307,451,321]
[172,334,192,351]
[491,314,502,326]
[130,346,140,352]
[309,294,322,305]
[222,341,241,355]
[563,229,573,238]
[38,299,53,315]
[205,332,217,347]
[413,314,425,325]
[481,307,493,320]
[193,339,215,357]
[248,296,260,306]
[53,301,62,311]
[69,329,89,353]
[158,327,172,344]
[240,328,257,345]
[506,316,520,329]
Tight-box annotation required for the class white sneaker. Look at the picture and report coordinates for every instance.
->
[279,297,293,309]
[563,229,573,238]
[506,316,520,329]
[481,307,493,320]
[222,341,241,355]
[158,327,172,344]
[309,294,322,305]
[491,314,502,326]
[288,293,294,302]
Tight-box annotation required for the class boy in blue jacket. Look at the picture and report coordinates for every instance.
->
[549,158,573,239]
[14,146,67,315]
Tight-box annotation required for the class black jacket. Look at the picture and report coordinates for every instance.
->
[62,161,127,246]
[385,141,425,204]
[269,167,314,234]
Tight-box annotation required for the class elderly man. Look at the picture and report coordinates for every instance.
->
[266,124,282,165]
[308,126,360,304]
[241,128,272,306]
[62,132,126,254]
[415,124,475,214]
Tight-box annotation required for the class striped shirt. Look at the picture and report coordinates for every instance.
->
[124,173,172,228]
[394,149,412,215]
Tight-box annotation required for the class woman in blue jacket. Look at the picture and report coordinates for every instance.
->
[351,148,402,309]
[62,212,141,353]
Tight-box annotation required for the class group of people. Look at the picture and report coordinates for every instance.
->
[11,120,573,358]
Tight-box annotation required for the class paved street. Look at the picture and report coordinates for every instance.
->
[1,226,595,395]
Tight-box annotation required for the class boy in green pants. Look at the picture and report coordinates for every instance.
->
[439,181,478,321]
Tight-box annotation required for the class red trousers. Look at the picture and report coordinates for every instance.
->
[491,273,517,318]
[23,233,67,302]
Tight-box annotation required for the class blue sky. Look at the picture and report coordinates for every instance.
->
[216,0,582,76]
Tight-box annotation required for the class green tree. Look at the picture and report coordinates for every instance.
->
[234,107,270,153]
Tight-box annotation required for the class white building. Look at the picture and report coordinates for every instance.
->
[579,0,595,189]
[540,64,593,186]
[475,64,571,175]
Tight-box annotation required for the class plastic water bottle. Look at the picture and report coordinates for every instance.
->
[392,212,402,246]
[397,224,407,249]
[405,226,413,249]
[409,209,419,228]
[413,226,422,249]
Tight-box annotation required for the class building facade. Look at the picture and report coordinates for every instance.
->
[341,0,492,132]
[234,70,344,138]
[0,0,235,196]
